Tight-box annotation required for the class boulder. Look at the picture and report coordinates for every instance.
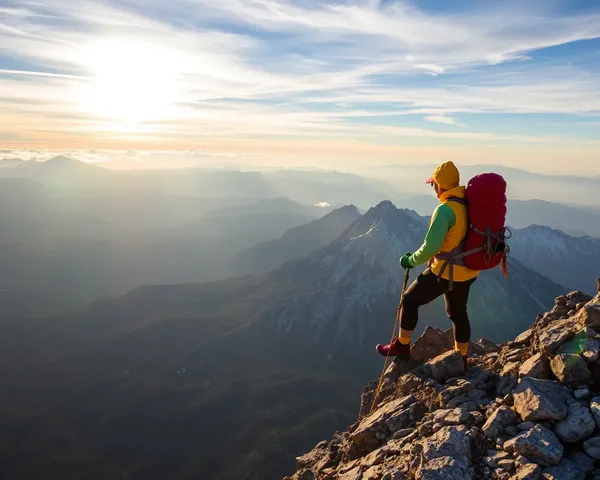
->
[583,436,600,460]
[519,353,550,379]
[550,354,590,386]
[583,339,600,364]
[411,327,453,363]
[513,378,569,421]
[503,425,563,467]
[576,304,600,330]
[538,319,578,353]
[514,329,534,345]
[565,451,595,474]
[554,401,597,443]
[542,459,585,480]
[483,406,518,438]
[424,350,465,382]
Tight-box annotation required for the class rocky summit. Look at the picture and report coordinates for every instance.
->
[286,279,600,480]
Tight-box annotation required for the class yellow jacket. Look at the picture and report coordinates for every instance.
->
[409,186,479,282]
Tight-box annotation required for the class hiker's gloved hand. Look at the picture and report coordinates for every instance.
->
[400,253,414,269]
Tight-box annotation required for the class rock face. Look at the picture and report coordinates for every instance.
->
[287,281,600,480]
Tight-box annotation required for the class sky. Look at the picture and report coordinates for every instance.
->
[1,0,600,174]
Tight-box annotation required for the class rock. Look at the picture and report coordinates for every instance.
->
[565,451,595,474]
[503,425,563,467]
[515,456,533,467]
[591,397,600,428]
[421,425,471,463]
[538,319,578,353]
[591,469,600,480]
[350,395,420,457]
[381,471,406,480]
[503,361,522,375]
[556,295,569,306]
[424,350,465,382]
[554,401,597,443]
[299,470,316,480]
[416,455,471,480]
[583,436,600,460]
[430,408,474,426]
[512,463,541,480]
[439,379,476,404]
[296,441,332,472]
[518,422,535,431]
[576,304,600,330]
[393,428,414,439]
[574,388,589,400]
[583,339,600,364]
[558,332,600,364]
[542,459,585,480]
[513,378,569,421]
[396,373,425,396]
[411,327,454,363]
[550,354,590,386]
[519,353,551,379]
[515,329,534,345]
[338,466,362,480]
[498,459,515,471]
[483,406,518,438]
[505,426,520,436]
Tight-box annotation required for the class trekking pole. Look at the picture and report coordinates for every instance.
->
[369,268,411,415]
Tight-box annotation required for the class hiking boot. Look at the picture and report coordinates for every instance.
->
[376,338,411,358]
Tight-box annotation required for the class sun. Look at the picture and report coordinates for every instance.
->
[79,39,183,125]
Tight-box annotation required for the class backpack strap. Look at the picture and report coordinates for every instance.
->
[445,196,468,207]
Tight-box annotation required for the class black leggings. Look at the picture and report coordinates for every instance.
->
[400,268,476,343]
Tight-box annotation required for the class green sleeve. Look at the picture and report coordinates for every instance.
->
[409,204,455,266]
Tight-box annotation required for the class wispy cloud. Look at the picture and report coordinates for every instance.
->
[424,115,466,127]
[1,0,600,172]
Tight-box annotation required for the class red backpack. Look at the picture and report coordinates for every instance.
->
[436,173,511,287]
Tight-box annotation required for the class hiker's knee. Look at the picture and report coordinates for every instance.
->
[446,302,468,322]
[402,290,421,311]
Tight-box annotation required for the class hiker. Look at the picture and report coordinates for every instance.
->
[376,161,479,366]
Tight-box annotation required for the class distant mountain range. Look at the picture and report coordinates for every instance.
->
[232,205,361,275]
[0,201,569,480]
[398,195,600,238]
[375,163,600,208]
[510,224,600,294]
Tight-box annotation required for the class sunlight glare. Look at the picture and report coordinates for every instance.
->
[79,39,183,125]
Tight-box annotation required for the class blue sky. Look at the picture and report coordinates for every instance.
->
[1,0,600,173]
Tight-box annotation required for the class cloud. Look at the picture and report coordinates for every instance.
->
[1,0,600,173]
[424,115,466,127]
[414,64,445,76]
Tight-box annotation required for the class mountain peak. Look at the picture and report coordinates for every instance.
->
[43,155,89,168]
[288,282,600,480]
[0,157,25,168]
